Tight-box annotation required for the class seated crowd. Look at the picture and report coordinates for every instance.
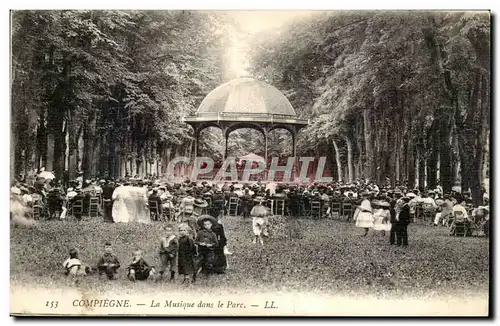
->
[10,173,489,238]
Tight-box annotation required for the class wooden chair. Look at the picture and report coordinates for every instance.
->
[301,199,311,218]
[342,201,354,220]
[274,199,285,216]
[149,200,162,221]
[413,203,423,222]
[32,199,43,220]
[89,197,100,218]
[330,200,342,217]
[228,197,239,216]
[321,200,329,218]
[163,202,176,221]
[70,199,84,220]
[310,200,322,220]
[422,204,436,222]
[451,211,468,237]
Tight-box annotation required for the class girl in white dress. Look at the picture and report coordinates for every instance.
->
[353,192,374,236]
[250,196,269,245]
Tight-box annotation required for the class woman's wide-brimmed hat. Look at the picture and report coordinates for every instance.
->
[197,215,218,227]
[406,192,416,198]
[194,198,208,208]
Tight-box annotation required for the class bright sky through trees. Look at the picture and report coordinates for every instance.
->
[225,11,317,77]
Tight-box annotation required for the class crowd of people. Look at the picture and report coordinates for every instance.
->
[11,171,490,282]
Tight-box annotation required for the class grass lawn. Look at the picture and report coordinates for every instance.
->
[10,215,489,300]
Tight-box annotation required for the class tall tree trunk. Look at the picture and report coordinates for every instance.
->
[417,139,426,191]
[344,135,354,183]
[439,106,454,194]
[35,112,46,173]
[407,138,416,190]
[82,113,97,180]
[356,115,364,180]
[46,133,55,172]
[395,128,400,185]
[332,138,342,182]
[427,148,438,190]
[363,108,375,182]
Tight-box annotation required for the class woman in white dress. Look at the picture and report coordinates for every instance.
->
[250,196,269,245]
[112,183,130,223]
[353,192,374,236]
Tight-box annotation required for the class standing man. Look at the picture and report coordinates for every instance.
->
[240,188,253,219]
[395,196,411,246]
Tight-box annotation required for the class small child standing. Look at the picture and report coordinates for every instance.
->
[158,224,179,282]
[177,223,196,284]
[63,248,91,277]
[96,241,120,280]
[127,250,156,281]
[194,216,218,278]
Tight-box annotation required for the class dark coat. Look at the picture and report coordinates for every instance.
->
[178,235,196,275]
[398,204,411,225]
[211,223,227,273]
[241,194,253,214]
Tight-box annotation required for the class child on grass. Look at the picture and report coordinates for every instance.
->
[177,223,196,284]
[127,249,156,281]
[158,224,178,282]
[63,248,91,277]
[194,216,218,278]
[97,241,120,280]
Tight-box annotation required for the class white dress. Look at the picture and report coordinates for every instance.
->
[372,208,391,231]
[251,204,269,236]
[112,185,130,223]
[354,199,374,228]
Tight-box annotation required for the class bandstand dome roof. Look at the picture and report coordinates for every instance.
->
[196,76,297,116]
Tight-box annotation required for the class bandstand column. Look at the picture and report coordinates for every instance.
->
[222,126,229,162]
[224,134,229,160]
[264,130,268,164]
[292,130,297,181]
[193,128,199,160]
[263,127,269,180]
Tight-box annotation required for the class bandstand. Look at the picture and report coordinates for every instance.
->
[184,76,309,173]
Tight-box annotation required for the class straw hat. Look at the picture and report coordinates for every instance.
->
[197,215,218,228]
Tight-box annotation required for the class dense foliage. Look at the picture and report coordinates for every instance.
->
[249,11,490,204]
[11,10,235,181]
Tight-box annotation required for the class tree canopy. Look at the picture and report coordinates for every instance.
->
[248,11,490,204]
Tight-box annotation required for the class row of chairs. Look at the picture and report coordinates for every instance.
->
[32,196,103,220]
[220,197,357,220]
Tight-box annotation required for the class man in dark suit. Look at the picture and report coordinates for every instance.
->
[395,197,411,246]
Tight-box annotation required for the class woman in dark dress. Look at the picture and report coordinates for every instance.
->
[211,220,228,274]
